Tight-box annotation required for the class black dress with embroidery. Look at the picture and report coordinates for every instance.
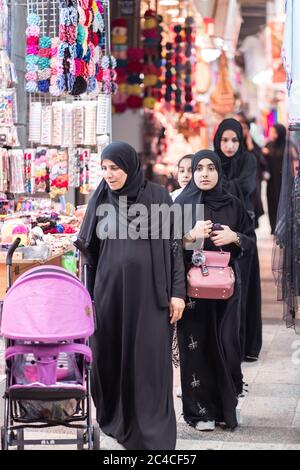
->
[177,198,255,429]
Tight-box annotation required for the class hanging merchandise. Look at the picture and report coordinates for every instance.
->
[52,101,64,146]
[142,9,163,109]
[68,147,80,188]
[164,41,174,106]
[29,101,42,143]
[126,47,143,109]
[25,12,40,93]
[112,17,128,113]
[62,103,73,147]
[282,0,300,127]
[48,148,68,198]
[37,33,52,93]
[73,103,85,145]
[97,133,109,155]
[84,101,97,146]
[9,150,25,194]
[0,51,18,89]
[183,17,195,113]
[210,52,235,116]
[0,89,15,127]
[196,59,212,94]
[25,1,116,97]
[34,147,49,193]
[89,152,102,190]
[97,93,110,135]
[41,105,53,145]
[79,148,90,194]
[56,1,79,95]
[24,149,36,194]
[0,148,9,192]
[173,23,184,113]
[0,0,8,50]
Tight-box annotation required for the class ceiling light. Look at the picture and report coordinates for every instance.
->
[159,0,179,6]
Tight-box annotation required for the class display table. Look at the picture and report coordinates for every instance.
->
[0,250,70,300]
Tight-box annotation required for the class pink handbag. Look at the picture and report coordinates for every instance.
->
[187,250,235,300]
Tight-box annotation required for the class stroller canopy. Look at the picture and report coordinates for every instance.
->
[1,266,94,341]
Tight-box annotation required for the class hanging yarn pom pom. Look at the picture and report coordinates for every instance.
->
[38,57,51,70]
[26,80,38,92]
[57,74,66,92]
[27,45,39,55]
[26,62,38,72]
[26,54,39,65]
[87,76,97,93]
[71,75,87,96]
[59,7,78,26]
[27,13,40,26]
[25,71,37,81]
[37,80,50,93]
[39,36,51,49]
[49,85,62,96]
[26,25,40,37]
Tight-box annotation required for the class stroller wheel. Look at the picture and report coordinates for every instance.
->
[77,429,85,450]
[16,428,24,450]
[1,426,8,450]
[92,424,100,450]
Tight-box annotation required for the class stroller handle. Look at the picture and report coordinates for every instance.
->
[6,238,21,266]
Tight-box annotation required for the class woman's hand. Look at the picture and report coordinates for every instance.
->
[262,147,269,156]
[190,220,213,240]
[169,297,185,324]
[210,225,237,247]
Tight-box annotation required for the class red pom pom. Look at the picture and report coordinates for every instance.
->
[127,96,143,109]
[142,28,158,39]
[115,67,126,77]
[96,69,103,81]
[84,10,90,26]
[92,32,99,46]
[127,47,144,61]
[87,28,92,43]
[144,9,156,19]
[114,102,127,113]
[112,18,127,28]
[126,61,143,74]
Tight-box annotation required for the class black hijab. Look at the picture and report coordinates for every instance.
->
[75,141,182,308]
[267,124,287,159]
[213,118,245,178]
[176,150,233,211]
[101,141,144,203]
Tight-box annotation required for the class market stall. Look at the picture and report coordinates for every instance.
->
[0,0,114,286]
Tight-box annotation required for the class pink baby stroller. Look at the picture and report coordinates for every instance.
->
[0,238,100,450]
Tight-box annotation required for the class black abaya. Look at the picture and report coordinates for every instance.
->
[214,119,262,360]
[177,150,255,429]
[264,124,288,235]
[75,142,186,450]
[91,235,175,450]
[265,145,284,234]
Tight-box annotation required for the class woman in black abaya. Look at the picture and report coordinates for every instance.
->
[75,141,186,450]
[176,150,255,430]
[263,124,289,234]
[214,119,262,361]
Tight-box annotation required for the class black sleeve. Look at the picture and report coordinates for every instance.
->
[170,238,186,299]
[165,192,186,300]
[236,201,256,256]
[225,153,257,197]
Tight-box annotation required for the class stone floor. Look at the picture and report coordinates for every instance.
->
[1,211,300,450]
